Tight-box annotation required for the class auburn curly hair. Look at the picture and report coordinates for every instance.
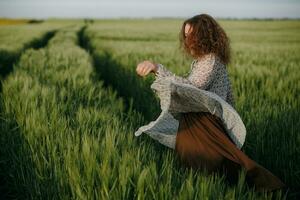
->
[179,14,231,65]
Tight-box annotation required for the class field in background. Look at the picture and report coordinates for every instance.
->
[0,19,299,199]
[0,18,29,25]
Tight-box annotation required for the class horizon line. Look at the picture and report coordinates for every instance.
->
[1,16,300,21]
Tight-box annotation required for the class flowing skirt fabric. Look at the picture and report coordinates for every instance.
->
[175,112,286,192]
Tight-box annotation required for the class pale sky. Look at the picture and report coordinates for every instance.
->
[0,0,299,19]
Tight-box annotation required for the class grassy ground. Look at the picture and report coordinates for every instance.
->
[0,19,299,199]
[0,20,79,79]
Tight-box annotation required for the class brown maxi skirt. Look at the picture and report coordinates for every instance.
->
[175,112,287,192]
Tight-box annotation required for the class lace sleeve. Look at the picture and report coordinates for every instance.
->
[154,63,193,85]
[154,54,217,90]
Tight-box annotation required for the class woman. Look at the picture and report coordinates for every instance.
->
[135,14,287,192]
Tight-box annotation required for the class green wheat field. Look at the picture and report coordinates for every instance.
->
[0,19,299,199]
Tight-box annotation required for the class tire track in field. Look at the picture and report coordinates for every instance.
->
[77,25,160,123]
[0,28,58,200]
[1,24,150,199]
[0,30,57,80]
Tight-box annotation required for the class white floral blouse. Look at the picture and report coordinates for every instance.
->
[134,53,246,150]
[155,53,235,108]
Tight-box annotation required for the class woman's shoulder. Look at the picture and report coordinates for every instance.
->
[192,53,218,69]
[197,53,227,69]
[194,53,216,64]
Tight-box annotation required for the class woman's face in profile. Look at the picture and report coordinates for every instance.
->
[184,23,196,56]
[184,23,193,37]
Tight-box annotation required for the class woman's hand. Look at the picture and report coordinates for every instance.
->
[136,60,158,77]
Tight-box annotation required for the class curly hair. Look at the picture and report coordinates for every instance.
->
[179,14,231,65]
